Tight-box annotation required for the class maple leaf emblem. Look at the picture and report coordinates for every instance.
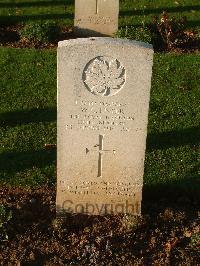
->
[83,56,126,97]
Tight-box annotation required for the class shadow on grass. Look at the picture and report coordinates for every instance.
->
[0,0,73,8]
[119,5,200,28]
[120,5,200,17]
[0,148,56,173]
[147,126,200,151]
[0,13,73,25]
[186,20,200,28]
[143,172,200,213]
[119,20,200,29]
[0,107,56,127]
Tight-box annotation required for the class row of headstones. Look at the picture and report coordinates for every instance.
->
[56,1,154,216]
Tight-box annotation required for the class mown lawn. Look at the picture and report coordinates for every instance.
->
[0,0,199,29]
[0,48,57,186]
[0,2,199,265]
[0,48,199,202]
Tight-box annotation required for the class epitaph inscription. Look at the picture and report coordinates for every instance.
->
[61,180,142,196]
[57,38,154,216]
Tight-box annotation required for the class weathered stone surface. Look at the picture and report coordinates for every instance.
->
[57,38,154,216]
[74,0,119,36]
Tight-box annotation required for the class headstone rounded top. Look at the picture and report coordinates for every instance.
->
[58,37,153,51]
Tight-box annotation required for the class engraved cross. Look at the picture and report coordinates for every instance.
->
[86,135,116,178]
[95,0,99,14]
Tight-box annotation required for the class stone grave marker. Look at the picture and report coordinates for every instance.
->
[57,38,154,216]
[74,0,119,36]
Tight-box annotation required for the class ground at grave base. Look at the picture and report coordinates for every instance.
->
[1,23,200,54]
[0,185,199,265]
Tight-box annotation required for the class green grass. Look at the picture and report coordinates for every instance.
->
[145,53,200,199]
[0,0,199,198]
[119,0,200,29]
[0,0,74,26]
[0,0,199,29]
[0,48,199,198]
[0,48,57,186]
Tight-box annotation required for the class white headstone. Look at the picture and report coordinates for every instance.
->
[57,38,154,216]
[74,0,119,36]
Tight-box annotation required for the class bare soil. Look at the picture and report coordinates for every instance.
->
[0,24,74,49]
[0,185,199,265]
[0,24,199,52]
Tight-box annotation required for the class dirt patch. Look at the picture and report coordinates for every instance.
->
[0,24,74,49]
[0,24,199,53]
[0,185,199,265]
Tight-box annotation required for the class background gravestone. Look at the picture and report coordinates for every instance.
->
[74,0,119,36]
[57,38,154,216]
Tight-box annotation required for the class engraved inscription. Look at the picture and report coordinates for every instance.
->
[60,180,142,197]
[75,16,113,25]
[83,56,126,97]
[65,100,135,132]
[86,135,116,177]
